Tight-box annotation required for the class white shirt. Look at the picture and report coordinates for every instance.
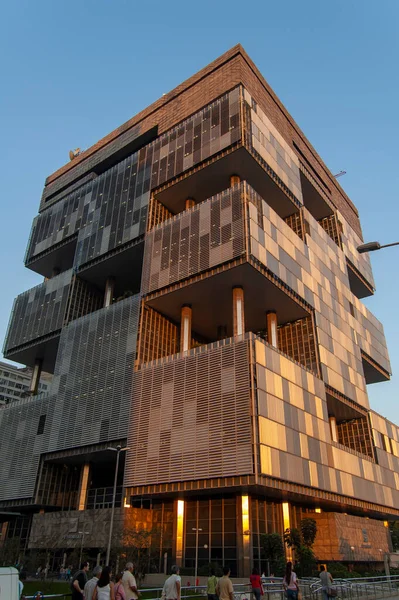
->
[284,572,297,590]
[163,574,181,599]
[84,576,99,600]
[122,570,138,600]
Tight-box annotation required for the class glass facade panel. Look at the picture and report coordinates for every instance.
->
[183,498,238,576]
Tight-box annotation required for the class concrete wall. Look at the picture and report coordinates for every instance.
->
[312,512,390,562]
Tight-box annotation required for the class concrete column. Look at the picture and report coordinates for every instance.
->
[78,463,91,511]
[174,499,185,566]
[180,305,192,353]
[329,416,338,442]
[0,522,8,548]
[29,358,43,395]
[233,287,245,337]
[185,198,195,210]
[239,495,251,577]
[104,277,115,308]
[230,174,241,187]
[96,552,102,566]
[267,311,278,348]
[282,502,293,561]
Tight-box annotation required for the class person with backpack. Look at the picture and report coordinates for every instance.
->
[71,561,90,600]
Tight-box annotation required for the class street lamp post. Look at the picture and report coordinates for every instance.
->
[357,241,399,254]
[105,445,130,566]
[192,527,202,588]
[78,530,90,566]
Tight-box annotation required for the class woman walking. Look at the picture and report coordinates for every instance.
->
[249,568,264,600]
[115,573,126,600]
[283,562,298,600]
[93,566,115,600]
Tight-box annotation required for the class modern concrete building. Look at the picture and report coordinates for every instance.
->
[0,45,397,575]
[0,361,51,406]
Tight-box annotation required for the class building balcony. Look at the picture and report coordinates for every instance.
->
[3,270,104,372]
[127,334,255,489]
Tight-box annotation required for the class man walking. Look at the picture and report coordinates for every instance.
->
[216,567,234,600]
[84,565,102,600]
[71,561,90,600]
[122,562,140,600]
[162,565,181,600]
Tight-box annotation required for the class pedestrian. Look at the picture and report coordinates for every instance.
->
[93,565,115,600]
[84,566,103,600]
[250,567,264,600]
[71,561,90,600]
[216,566,234,600]
[207,568,218,600]
[319,566,333,600]
[115,573,127,600]
[283,562,298,600]
[162,565,181,600]
[18,571,26,599]
[122,562,140,600]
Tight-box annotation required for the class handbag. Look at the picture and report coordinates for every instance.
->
[328,589,338,598]
[297,591,302,600]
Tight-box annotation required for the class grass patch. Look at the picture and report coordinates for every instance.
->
[23,580,71,596]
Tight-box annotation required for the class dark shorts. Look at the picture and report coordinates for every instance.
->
[287,590,298,600]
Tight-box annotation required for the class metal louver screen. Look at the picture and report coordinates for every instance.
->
[47,295,140,451]
[4,270,73,352]
[0,393,51,500]
[0,295,140,502]
[142,184,246,294]
[125,338,253,487]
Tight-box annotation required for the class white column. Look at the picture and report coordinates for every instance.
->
[267,312,278,348]
[104,277,115,308]
[180,306,192,353]
[329,416,338,442]
[233,287,245,337]
[29,359,43,395]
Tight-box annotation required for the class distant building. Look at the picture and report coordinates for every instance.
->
[0,361,51,406]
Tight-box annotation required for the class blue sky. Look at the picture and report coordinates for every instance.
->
[1,0,398,422]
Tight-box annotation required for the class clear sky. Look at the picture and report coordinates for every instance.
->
[1,0,398,422]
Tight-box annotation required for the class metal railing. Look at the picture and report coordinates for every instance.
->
[22,575,399,600]
[309,575,399,600]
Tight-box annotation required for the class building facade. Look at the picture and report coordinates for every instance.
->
[0,361,51,406]
[0,46,398,575]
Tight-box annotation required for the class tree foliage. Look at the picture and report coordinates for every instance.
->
[390,522,399,552]
[301,518,317,548]
[284,518,318,577]
[260,533,286,576]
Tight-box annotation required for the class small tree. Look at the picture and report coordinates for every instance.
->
[260,533,286,576]
[109,525,162,581]
[0,536,21,567]
[301,518,317,548]
[390,522,399,552]
[284,518,317,577]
